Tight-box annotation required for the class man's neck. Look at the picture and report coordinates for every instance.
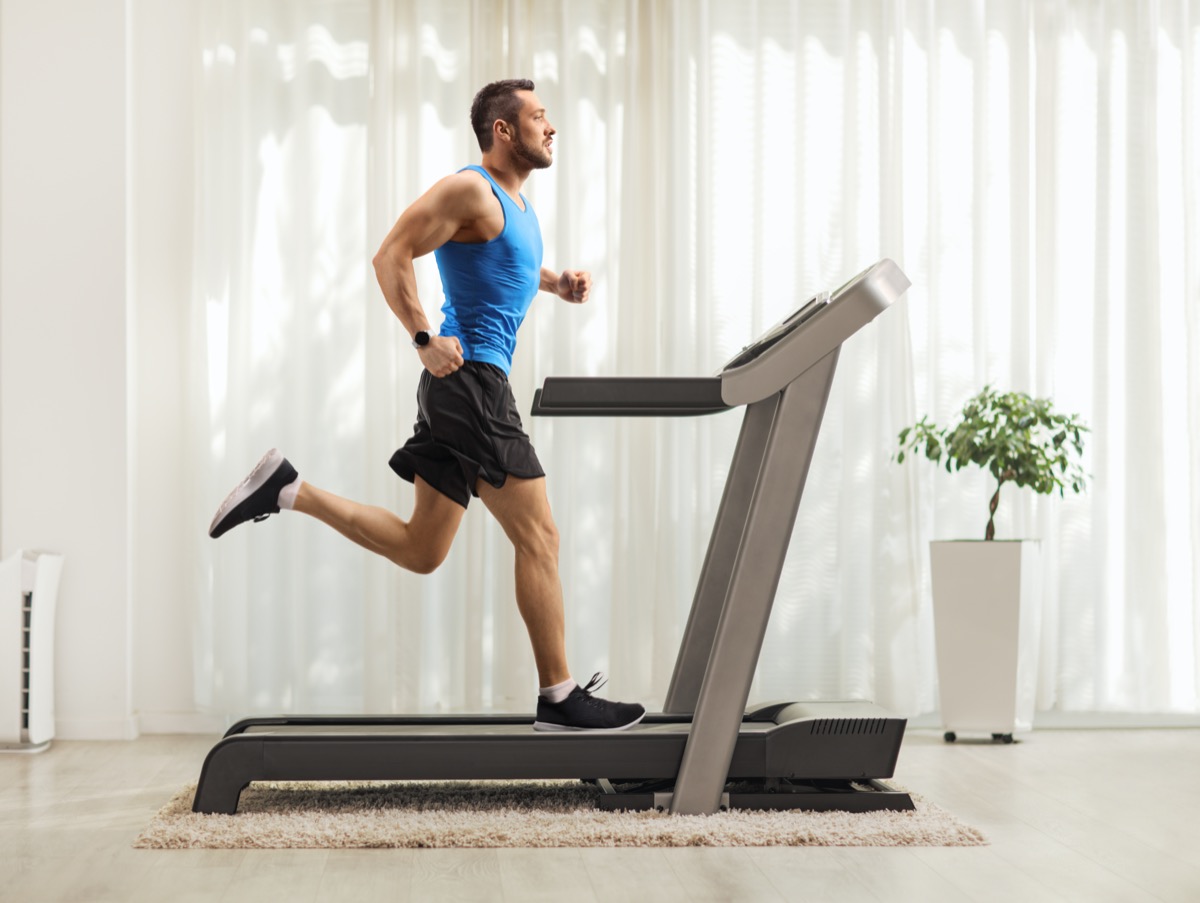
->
[479,154,531,197]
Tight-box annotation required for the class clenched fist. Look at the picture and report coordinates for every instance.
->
[557,269,592,303]
[419,335,465,378]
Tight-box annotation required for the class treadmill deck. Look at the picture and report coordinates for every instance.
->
[193,702,906,814]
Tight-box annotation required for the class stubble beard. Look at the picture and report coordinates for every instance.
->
[512,132,553,170]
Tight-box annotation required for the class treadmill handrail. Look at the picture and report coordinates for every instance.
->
[531,376,729,417]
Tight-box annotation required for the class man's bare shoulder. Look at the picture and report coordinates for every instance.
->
[426,169,494,216]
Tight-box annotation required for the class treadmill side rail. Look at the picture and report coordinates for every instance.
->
[531,377,728,417]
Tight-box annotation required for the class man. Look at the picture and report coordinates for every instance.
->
[209,79,644,732]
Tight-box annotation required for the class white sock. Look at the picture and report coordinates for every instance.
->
[539,677,577,704]
[277,475,303,510]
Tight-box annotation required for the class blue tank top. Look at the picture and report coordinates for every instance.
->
[434,165,544,374]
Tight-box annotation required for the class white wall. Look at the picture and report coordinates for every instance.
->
[0,0,205,739]
[128,0,208,733]
[0,0,135,738]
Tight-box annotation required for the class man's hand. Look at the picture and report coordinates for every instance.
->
[557,269,592,303]
[418,335,465,378]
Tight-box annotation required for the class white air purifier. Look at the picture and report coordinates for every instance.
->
[0,550,64,752]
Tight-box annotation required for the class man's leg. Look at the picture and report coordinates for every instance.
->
[475,476,569,687]
[479,474,645,731]
[295,475,466,574]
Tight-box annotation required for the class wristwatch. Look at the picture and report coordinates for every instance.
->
[411,330,433,349]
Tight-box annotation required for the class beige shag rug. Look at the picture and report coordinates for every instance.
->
[134,781,986,849]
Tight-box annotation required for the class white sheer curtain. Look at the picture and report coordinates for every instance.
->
[188,0,1200,721]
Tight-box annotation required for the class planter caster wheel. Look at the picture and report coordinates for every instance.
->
[943,731,957,743]
[992,733,1014,744]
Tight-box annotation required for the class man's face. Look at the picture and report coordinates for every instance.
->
[508,91,555,169]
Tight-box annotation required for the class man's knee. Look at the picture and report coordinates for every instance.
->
[394,535,453,575]
[510,516,559,562]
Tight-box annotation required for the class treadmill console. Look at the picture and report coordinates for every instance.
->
[717,260,909,407]
[721,262,878,373]
[721,292,830,371]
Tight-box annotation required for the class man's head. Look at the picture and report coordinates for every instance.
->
[470,79,555,170]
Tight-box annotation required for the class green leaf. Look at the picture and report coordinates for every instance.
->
[892,387,1089,512]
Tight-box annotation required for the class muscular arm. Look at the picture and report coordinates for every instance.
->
[374,172,506,374]
[373,173,487,335]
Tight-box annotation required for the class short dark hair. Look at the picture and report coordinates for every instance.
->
[470,79,535,151]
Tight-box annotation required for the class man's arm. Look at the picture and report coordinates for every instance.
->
[373,174,487,376]
[540,266,592,303]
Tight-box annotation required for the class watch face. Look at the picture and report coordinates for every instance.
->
[415,330,430,346]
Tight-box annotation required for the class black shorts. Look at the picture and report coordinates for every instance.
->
[389,361,545,508]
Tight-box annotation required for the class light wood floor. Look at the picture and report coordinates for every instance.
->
[1,728,1198,902]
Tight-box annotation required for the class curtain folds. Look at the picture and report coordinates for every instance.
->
[189,0,1200,720]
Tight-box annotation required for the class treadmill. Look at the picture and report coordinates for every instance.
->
[192,258,913,816]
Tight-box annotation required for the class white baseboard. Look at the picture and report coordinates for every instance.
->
[1031,711,1200,729]
[54,715,141,741]
[134,712,228,735]
[54,712,230,739]
[908,710,1200,730]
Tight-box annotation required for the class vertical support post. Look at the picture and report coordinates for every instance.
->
[663,397,779,713]
[669,351,840,815]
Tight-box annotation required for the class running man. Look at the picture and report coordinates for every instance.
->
[209,79,644,732]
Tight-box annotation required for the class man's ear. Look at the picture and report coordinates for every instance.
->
[494,120,511,144]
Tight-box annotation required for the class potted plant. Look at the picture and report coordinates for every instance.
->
[896,387,1088,742]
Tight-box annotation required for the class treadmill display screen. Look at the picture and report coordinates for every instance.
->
[721,292,829,371]
[829,264,873,302]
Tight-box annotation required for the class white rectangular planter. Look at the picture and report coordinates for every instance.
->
[930,540,1041,738]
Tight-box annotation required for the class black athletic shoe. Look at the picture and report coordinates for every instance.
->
[532,673,646,732]
[208,448,298,539]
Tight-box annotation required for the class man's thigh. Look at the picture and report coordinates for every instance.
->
[476,475,555,541]
[408,475,469,555]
